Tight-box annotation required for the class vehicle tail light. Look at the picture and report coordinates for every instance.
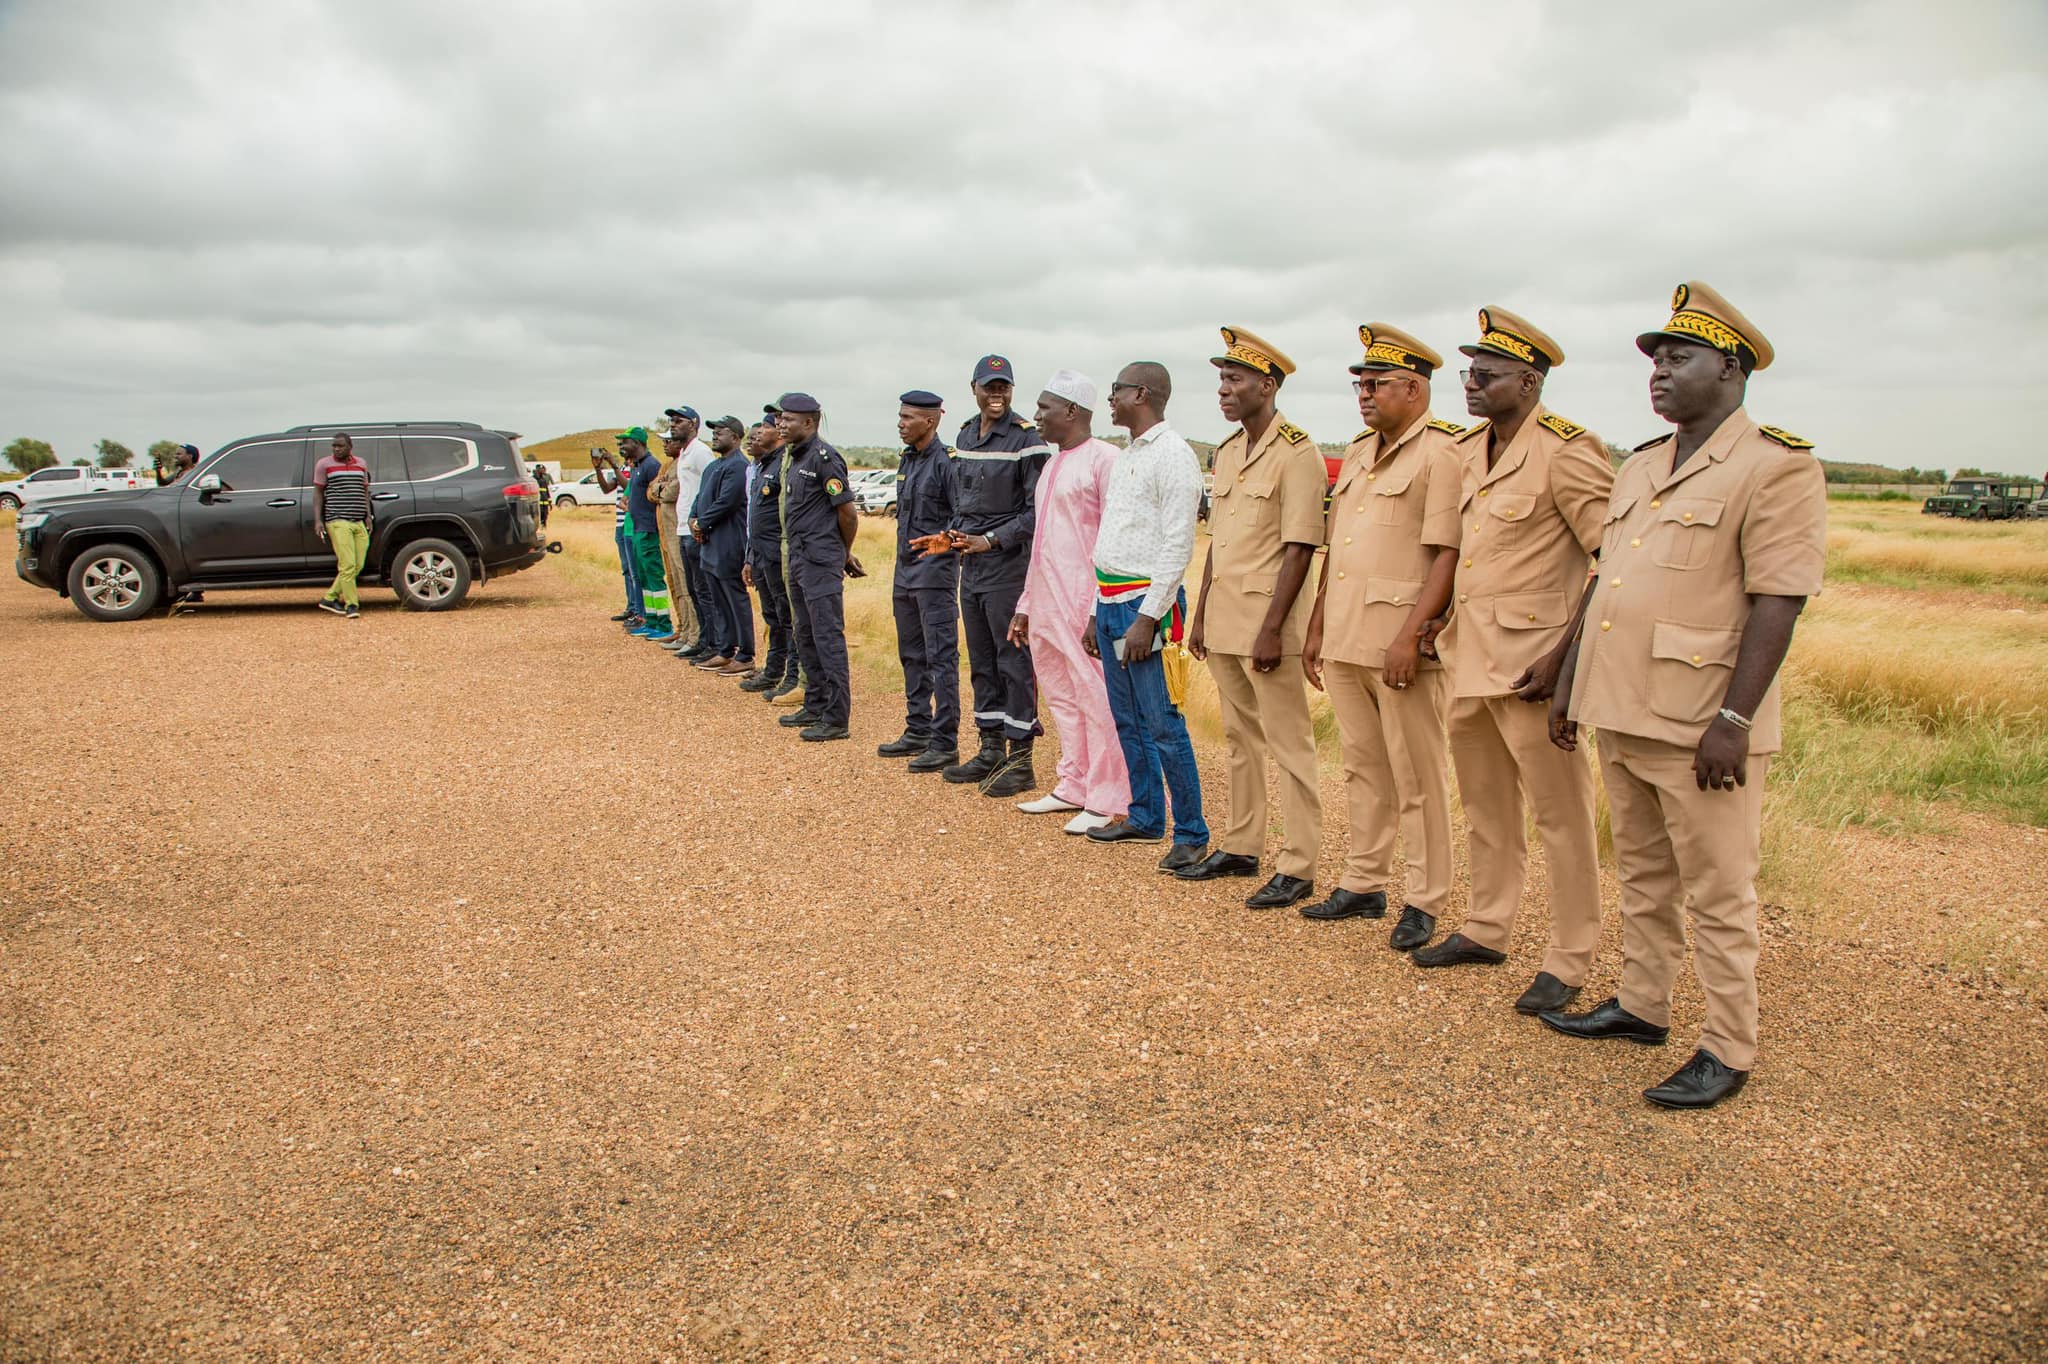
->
[502,481,538,498]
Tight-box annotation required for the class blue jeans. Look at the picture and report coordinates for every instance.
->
[1096,592,1206,845]
[614,517,642,615]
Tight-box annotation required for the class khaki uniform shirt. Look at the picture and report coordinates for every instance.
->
[651,454,680,506]
[1569,407,1826,754]
[1440,405,1614,698]
[1321,411,1465,668]
[1203,412,1329,656]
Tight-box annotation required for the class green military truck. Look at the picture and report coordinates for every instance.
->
[1921,477,2045,519]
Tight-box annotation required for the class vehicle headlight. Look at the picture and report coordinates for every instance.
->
[17,512,48,532]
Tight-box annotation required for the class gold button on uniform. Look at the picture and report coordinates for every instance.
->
[1682,511,1694,522]
[1478,489,1490,498]
[1458,593,1469,603]
[1691,654,1702,663]
[1462,558,1472,567]
[1600,620,1611,631]
[1525,613,1536,621]
[1367,473,1377,481]
[1630,538,1641,548]
[1337,571,1347,580]
[1611,580,1622,588]
[1343,536,1353,545]
[1649,499,1661,509]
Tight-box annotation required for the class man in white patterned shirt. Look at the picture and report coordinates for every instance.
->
[1083,362,1209,872]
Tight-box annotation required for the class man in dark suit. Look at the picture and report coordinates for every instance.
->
[689,416,756,677]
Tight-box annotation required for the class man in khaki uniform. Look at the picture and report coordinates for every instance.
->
[1301,324,1464,951]
[1181,326,1329,909]
[1542,282,1826,1110]
[1412,307,1613,1019]
[653,427,699,650]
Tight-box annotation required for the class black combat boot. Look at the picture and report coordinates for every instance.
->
[980,740,1036,798]
[943,733,1006,785]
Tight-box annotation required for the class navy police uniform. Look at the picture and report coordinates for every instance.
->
[893,391,962,754]
[951,357,1049,744]
[747,435,795,688]
[780,395,858,728]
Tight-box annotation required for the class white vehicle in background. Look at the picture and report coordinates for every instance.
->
[549,470,622,509]
[0,466,149,512]
[857,470,900,514]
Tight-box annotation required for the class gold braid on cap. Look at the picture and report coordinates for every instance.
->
[1666,310,1748,356]
[1363,340,1419,370]
[1221,340,1275,375]
[1477,329,1535,363]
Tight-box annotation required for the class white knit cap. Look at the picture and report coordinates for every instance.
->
[1042,369,1097,411]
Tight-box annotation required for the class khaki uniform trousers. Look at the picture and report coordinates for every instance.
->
[1208,651,1322,880]
[656,503,698,642]
[1447,693,1602,984]
[1599,728,1767,1071]
[1324,662,1453,912]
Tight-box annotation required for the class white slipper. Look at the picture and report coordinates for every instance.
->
[1017,794,1083,815]
[1064,811,1113,835]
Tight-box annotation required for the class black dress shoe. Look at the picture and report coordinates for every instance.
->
[1388,905,1436,951]
[1536,996,1670,1046]
[1174,851,1260,881]
[1246,874,1313,910]
[1644,1049,1748,1109]
[906,747,957,773]
[800,722,851,742]
[778,709,819,728]
[1514,971,1581,1016]
[877,733,925,758]
[1299,887,1386,921]
[1085,818,1161,844]
[1410,932,1507,967]
[1156,842,1207,873]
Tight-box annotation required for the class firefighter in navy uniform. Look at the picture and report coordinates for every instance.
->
[774,392,862,742]
[937,353,1052,796]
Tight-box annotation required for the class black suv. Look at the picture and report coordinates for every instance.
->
[14,421,554,620]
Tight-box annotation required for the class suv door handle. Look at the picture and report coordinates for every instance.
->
[372,491,401,501]
[266,497,297,508]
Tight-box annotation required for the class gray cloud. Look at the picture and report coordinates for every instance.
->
[3,0,2045,470]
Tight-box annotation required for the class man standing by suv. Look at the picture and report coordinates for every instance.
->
[313,432,373,618]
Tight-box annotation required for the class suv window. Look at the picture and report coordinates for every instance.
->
[29,468,81,482]
[351,436,408,484]
[210,440,307,490]
[403,436,470,481]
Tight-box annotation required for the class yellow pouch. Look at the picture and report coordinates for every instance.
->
[1162,641,1192,707]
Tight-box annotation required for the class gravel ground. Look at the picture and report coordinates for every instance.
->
[2,565,2043,1361]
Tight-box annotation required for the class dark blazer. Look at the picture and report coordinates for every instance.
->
[692,451,749,578]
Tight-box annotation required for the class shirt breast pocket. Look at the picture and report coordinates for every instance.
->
[1242,479,1278,523]
[1485,491,1538,538]
[1651,497,1726,570]
[1369,472,1416,525]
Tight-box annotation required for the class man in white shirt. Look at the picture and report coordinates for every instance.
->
[1084,362,1209,872]
[664,405,719,659]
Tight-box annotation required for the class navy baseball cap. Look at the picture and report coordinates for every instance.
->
[709,415,745,434]
[971,355,1014,386]
[899,390,943,408]
[777,392,821,414]
[663,405,699,422]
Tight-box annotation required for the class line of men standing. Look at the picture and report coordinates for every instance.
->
[599,281,1824,1111]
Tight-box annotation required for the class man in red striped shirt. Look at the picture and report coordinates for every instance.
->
[313,432,373,618]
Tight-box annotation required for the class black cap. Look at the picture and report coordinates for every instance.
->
[971,355,1013,387]
[762,402,782,417]
[899,390,944,408]
[778,392,821,414]
[710,415,745,434]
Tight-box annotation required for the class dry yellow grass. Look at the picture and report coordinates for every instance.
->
[1827,500,2048,600]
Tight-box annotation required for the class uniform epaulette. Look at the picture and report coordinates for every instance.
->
[1014,418,1036,431]
[1537,412,1585,440]
[1758,425,1814,450]
[1426,418,1467,435]
[1277,421,1310,445]
[1634,433,1675,452]
[1353,429,1373,444]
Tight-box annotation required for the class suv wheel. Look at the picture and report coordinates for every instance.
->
[392,537,473,611]
[554,495,574,509]
[67,542,163,621]
[0,493,20,511]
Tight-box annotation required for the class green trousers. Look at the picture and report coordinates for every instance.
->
[323,520,370,607]
[629,528,671,631]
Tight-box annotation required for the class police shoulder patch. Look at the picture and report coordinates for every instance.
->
[1537,412,1585,440]
[825,478,844,495]
[1634,433,1675,452]
[1277,421,1309,445]
[1426,418,1468,435]
[1759,425,1815,450]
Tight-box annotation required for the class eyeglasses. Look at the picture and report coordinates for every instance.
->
[1108,382,1145,396]
[1460,368,1510,387]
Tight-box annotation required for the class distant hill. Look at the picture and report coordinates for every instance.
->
[522,428,636,471]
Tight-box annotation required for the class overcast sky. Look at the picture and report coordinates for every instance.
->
[3,0,2045,470]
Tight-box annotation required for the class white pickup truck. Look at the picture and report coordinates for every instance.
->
[0,466,152,512]
[548,470,622,509]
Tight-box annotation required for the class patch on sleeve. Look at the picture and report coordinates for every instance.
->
[1277,421,1310,444]
[1537,412,1585,440]
[1758,425,1814,450]
[1634,433,1675,452]
[1426,418,1468,435]
[825,478,844,496]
